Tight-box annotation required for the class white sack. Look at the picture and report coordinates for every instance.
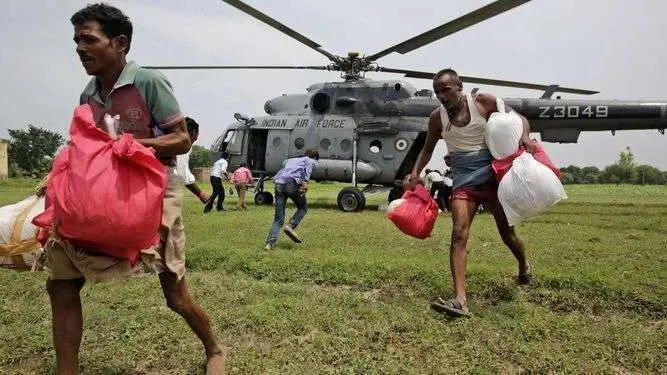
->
[498,153,567,226]
[0,195,45,269]
[485,98,523,159]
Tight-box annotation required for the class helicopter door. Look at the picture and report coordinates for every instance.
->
[248,129,268,171]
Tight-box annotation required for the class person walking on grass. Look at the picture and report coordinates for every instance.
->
[204,153,229,213]
[176,117,210,204]
[405,68,536,318]
[46,4,226,374]
[230,162,253,210]
[264,148,319,251]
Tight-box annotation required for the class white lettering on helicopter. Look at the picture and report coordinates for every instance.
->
[294,119,310,128]
[538,105,608,119]
[316,118,347,128]
[259,118,288,128]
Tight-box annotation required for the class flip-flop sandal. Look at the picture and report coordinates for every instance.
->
[430,297,470,317]
[516,263,535,288]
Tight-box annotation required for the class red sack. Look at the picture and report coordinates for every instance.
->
[386,185,439,239]
[33,104,167,263]
[491,141,561,182]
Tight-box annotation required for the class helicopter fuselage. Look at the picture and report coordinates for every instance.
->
[214,79,666,188]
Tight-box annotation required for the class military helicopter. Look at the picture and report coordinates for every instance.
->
[147,0,667,212]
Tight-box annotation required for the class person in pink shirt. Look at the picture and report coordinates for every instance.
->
[230,162,254,210]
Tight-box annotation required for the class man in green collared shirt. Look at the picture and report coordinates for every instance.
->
[44,4,226,374]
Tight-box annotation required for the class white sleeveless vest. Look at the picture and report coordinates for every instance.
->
[440,93,491,153]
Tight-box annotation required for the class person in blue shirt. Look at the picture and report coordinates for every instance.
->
[265,149,319,250]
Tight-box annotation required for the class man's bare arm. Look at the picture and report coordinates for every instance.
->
[137,119,191,157]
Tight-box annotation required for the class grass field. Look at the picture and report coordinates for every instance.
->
[0,179,665,374]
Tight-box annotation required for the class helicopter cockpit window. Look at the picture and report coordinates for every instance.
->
[218,129,237,153]
[225,129,243,154]
[369,140,382,154]
[312,92,331,113]
[294,137,305,150]
[320,138,331,151]
[223,130,235,144]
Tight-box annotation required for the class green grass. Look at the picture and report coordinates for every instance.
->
[0,180,665,374]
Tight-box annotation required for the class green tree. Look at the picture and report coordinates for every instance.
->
[616,146,637,183]
[560,165,582,184]
[580,166,600,184]
[634,165,664,185]
[8,125,64,177]
[188,145,213,170]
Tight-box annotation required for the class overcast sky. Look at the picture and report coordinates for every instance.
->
[1,0,666,169]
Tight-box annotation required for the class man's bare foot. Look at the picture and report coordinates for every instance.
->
[205,346,228,375]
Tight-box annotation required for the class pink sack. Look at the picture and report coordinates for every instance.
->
[386,185,439,239]
[492,141,561,182]
[33,105,167,263]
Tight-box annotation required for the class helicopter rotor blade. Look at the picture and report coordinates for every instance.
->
[377,67,599,95]
[367,0,530,61]
[222,0,338,62]
[144,65,331,71]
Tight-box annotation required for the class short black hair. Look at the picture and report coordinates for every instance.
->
[71,3,133,53]
[433,68,459,81]
[185,117,199,134]
[304,148,319,160]
[221,152,229,159]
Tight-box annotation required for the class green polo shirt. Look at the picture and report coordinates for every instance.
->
[79,61,184,165]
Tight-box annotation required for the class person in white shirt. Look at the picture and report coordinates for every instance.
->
[175,117,210,204]
[204,152,230,213]
[424,169,452,211]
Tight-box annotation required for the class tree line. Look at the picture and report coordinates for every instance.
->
[560,147,666,185]
[4,126,666,184]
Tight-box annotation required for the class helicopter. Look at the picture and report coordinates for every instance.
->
[147,0,667,212]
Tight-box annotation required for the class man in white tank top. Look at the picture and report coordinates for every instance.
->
[406,68,536,317]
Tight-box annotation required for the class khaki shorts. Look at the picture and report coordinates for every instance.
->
[44,168,186,283]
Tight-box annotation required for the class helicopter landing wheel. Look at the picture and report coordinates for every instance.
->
[337,187,366,212]
[254,191,274,205]
[388,187,404,203]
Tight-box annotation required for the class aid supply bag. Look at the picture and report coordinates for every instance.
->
[498,152,567,226]
[0,195,45,270]
[491,141,561,182]
[485,98,523,159]
[33,104,167,263]
[387,185,439,239]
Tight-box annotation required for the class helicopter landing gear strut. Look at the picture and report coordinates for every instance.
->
[253,174,274,205]
[337,131,366,212]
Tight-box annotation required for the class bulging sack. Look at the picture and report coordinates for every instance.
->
[386,185,439,239]
[33,104,167,263]
[498,152,567,226]
[492,141,561,182]
[485,98,523,159]
[0,195,45,270]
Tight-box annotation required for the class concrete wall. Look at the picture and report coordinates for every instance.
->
[0,140,7,179]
